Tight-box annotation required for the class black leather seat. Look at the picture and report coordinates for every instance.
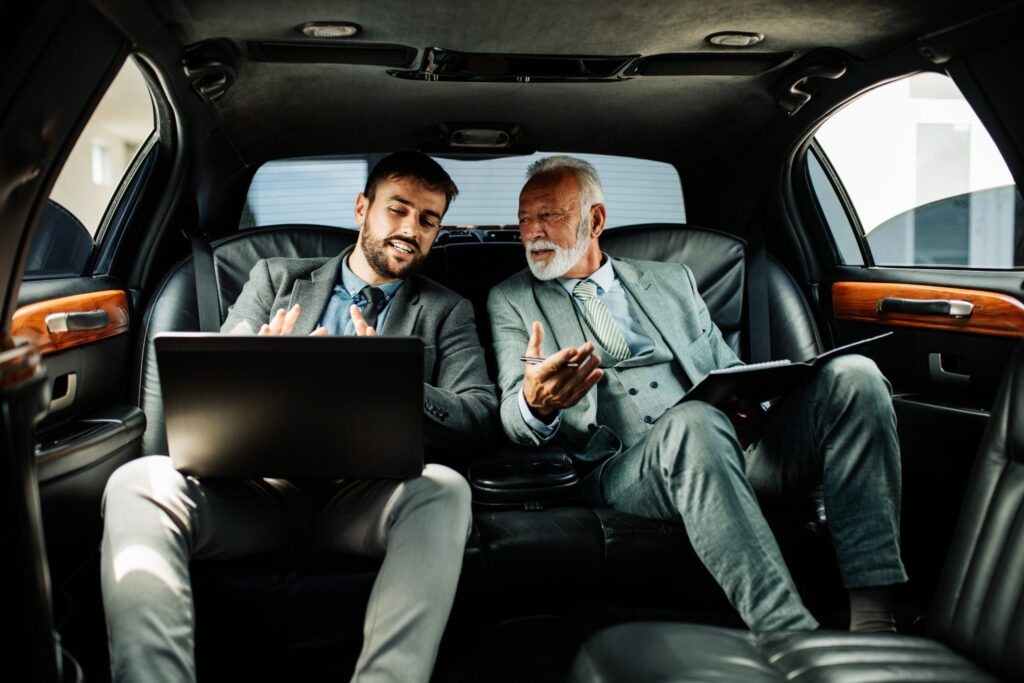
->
[466,224,834,612]
[568,343,1024,683]
[130,221,832,644]
[134,225,358,455]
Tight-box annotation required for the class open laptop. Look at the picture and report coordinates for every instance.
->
[154,333,424,478]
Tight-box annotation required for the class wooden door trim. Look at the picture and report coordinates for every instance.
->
[833,281,1024,337]
[12,290,130,355]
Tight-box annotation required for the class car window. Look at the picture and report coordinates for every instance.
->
[808,71,1023,268]
[241,153,685,230]
[24,58,155,279]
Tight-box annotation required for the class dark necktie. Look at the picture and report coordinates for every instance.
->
[358,285,386,329]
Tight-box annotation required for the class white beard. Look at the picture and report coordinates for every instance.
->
[525,216,591,281]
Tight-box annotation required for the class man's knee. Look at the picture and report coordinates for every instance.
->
[656,402,738,476]
[818,355,893,412]
[102,455,188,517]
[407,464,472,533]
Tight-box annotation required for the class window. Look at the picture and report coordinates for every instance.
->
[241,153,685,230]
[24,58,155,278]
[808,72,1023,268]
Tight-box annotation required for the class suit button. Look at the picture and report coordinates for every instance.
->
[643,415,653,424]
[588,423,598,433]
[628,388,638,396]
[650,381,659,389]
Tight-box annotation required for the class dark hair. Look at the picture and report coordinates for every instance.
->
[364,151,459,214]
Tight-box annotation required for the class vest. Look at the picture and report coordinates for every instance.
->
[575,285,691,451]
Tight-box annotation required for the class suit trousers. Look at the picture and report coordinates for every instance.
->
[100,456,472,682]
[595,354,908,631]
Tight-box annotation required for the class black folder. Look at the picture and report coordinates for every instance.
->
[681,331,893,408]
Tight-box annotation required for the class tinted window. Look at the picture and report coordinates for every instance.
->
[810,72,1023,268]
[25,58,154,278]
[241,153,685,230]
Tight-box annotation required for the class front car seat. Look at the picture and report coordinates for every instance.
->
[568,342,1024,683]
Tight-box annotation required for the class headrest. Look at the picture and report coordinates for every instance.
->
[210,225,358,318]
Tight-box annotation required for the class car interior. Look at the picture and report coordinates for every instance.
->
[3,1,1023,681]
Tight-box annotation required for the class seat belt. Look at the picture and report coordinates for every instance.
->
[746,225,772,364]
[190,233,221,333]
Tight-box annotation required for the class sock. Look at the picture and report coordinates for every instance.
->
[849,585,897,633]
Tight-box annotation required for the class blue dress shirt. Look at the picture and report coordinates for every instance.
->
[318,256,404,335]
[519,256,653,438]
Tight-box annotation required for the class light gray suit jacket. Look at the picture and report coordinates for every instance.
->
[222,246,498,448]
[487,257,743,463]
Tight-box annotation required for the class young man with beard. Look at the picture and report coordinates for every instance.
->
[488,156,907,633]
[100,152,497,682]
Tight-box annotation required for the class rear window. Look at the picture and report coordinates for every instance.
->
[241,153,685,230]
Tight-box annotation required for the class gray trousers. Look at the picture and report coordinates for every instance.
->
[100,457,472,683]
[597,355,908,631]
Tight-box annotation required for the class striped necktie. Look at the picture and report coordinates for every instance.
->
[573,279,632,361]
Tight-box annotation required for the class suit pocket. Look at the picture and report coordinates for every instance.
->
[683,332,716,379]
[423,345,437,382]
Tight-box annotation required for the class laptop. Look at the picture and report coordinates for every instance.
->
[154,333,424,478]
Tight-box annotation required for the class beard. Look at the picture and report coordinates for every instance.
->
[525,213,592,281]
[359,216,427,280]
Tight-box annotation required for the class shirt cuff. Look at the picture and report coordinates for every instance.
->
[518,387,561,438]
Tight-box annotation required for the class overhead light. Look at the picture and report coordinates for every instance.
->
[298,22,361,39]
[706,31,764,48]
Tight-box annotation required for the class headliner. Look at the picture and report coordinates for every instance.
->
[147,0,1015,166]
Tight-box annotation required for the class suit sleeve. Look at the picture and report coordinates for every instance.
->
[682,264,745,370]
[422,297,499,447]
[220,259,275,335]
[487,286,556,448]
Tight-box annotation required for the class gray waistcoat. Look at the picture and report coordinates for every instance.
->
[577,287,691,451]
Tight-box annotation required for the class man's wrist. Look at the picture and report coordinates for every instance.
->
[517,388,560,437]
[528,402,557,424]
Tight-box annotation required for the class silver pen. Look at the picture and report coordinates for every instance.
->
[520,355,581,368]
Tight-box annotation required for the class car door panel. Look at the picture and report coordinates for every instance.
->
[14,277,145,587]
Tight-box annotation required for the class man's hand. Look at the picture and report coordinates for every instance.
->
[523,321,603,419]
[349,304,378,336]
[724,395,764,448]
[258,304,328,336]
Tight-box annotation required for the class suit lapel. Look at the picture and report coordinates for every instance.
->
[533,278,587,351]
[613,258,692,363]
[288,247,351,335]
[378,276,421,337]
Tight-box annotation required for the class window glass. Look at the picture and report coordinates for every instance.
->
[25,58,154,278]
[812,72,1023,268]
[241,153,685,230]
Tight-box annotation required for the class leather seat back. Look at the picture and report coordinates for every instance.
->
[135,223,821,455]
[928,343,1024,681]
[134,226,357,455]
[602,224,820,362]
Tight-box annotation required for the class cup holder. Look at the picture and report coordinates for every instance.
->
[470,446,580,509]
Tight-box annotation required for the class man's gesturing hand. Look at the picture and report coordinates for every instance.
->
[258,304,328,336]
[349,304,378,336]
[523,321,603,419]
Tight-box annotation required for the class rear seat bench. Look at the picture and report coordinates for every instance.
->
[132,222,838,649]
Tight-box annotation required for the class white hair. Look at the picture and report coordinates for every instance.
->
[526,156,605,210]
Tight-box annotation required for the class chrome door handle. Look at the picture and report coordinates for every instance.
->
[45,309,109,333]
[877,298,973,318]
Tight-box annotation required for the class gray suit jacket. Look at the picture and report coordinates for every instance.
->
[222,246,498,448]
[487,257,743,463]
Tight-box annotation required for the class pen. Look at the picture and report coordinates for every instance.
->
[520,355,580,368]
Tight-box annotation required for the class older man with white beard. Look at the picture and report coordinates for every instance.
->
[487,156,908,633]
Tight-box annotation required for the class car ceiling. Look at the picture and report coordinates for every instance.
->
[134,0,1015,167]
